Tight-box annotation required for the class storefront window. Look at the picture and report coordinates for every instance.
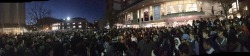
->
[186,3,197,12]
[169,6,176,13]
[191,3,198,11]
[178,5,182,12]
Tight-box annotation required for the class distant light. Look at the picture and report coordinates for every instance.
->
[79,25,82,28]
[245,6,248,10]
[236,13,241,18]
[67,17,70,21]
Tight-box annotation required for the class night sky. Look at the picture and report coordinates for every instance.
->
[26,0,106,23]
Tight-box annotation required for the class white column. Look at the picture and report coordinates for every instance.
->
[236,0,239,10]
[141,9,144,22]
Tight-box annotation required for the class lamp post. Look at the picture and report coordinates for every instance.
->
[66,17,70,29]
[67,17,71,21]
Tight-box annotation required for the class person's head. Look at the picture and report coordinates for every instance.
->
[175,38,179,46]
[130,41,137,48]
[202,30,209,39]
[236,26,243,32]
[4,44,10,50]
[119,36,125,43]
[181,34,190,43]
[19,40,25,46]
[131,34,135,37]
[153,34,158,42]
[145,36,151,43]
[189,31,195,40]
[226,24,231,30]
[218,31,225,38]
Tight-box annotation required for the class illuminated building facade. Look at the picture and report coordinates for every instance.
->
[0,3,26,34]
[59,17,88,30]
[116,0,226,28]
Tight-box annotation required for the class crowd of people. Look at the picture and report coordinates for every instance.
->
[0,16,250,56]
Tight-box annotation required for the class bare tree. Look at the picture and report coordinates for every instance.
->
[211,0,234,19]
[26,2,52,26]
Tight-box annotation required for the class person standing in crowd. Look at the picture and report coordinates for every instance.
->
[131,34,138,43]
[16,40,26,56]
[203,39,219,54]
[215,30,227,52]
[189,32,199,55]
[42,37,53,56]
[103,36,113,56]
[198,30,209,54]
[173,37,181,56]
[138,36,154,56]
[228,36,249,52]
[236,26,248,45]
[126,42,139,56]
[178,41,190,56]
[224,24,237,52]
[181,31,195,56]
[241,23,250,51]
[26,42,39,56]
[116,35,128,56]
[154,31,169,56]
[53,37,64,56]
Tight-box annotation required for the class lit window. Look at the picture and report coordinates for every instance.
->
[178,5,182,12]
[67,23,70,25]
[79,22,81,24]
[245,6,248,10]
[73,26,76,28]
[73,23,75,25]
[191,4,197,11]
[79,25,82,28]
[67,26,70,29]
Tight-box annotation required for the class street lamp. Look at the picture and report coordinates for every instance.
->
[67,17,70,21]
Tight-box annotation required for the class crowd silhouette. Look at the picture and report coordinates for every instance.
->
[0,16,250,56]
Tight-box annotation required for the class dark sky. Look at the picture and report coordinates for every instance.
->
[26,0,106,23]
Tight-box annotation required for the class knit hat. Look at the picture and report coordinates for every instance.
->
[182,34,190,42]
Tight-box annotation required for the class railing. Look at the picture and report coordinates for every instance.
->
[129,11,205,24]
[161,11,205,18]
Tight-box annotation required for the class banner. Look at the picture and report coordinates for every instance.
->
[132,11,138,23]
[144,11,149,21]
[154,5,161,20]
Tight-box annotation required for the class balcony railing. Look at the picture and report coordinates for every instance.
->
[161,11,205,19]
